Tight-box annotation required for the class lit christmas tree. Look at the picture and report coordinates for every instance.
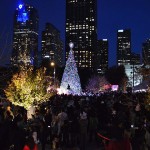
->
[59,42,82,95]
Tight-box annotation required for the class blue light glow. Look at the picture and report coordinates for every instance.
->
[19,4,23,9]
[17,12,29,23]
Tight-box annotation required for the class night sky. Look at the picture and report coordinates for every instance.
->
[0,0,150,66]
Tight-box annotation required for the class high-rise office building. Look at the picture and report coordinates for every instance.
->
[130,52,141,65]
[97,39,108,74]
[41,23,64,67]
[117,29,131,66]
[142,39,150,65]
[11,4,39,67]
[65,0,97,71]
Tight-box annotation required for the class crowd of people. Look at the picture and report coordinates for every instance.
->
[0,91,150,150]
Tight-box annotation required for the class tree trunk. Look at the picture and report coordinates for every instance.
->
[27,105,35,119]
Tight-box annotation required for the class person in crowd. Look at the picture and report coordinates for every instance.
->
[79,107,88,150]
[145,127,150,150]
[4,105,14,120]
[32,125,39,144]
[51,113,59,143]
[61,119,69,147]
[52,135,60,150]
[0,104,4,123]
[105,121,132,150]
[23,136,38,150]
[44,108,52,143]
[88,110,99,142]
[57,108,68,136]
[131,125,146,150]
[39,120,47,150]
[68,110,80,147]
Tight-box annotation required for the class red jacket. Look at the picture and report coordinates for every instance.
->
[23,144,38,150]
[105,138,132,150]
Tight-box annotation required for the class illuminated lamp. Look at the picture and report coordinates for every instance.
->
[19,4,23,9]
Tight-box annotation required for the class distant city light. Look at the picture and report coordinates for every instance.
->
[103,39,108,41]
[118,29,124,32]
[69,42,74,49]
[44,55,50,58]
[19,4,23,9]
[111,85,119,91]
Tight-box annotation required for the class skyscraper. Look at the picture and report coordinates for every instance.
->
[97,39,108,74]
[117,29,131,66]
[65,0,97,71]
[11,4,39,67]
[130,52,141,65]
[41,23,64,68]
[142,39,150,65]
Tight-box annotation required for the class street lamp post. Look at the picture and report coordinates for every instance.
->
[51,62,55,85]
[131,63,135,89]
[131,62,136,92]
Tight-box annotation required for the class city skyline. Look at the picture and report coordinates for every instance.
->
[0,0,150,66]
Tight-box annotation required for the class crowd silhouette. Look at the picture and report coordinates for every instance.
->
[0,91,150,150]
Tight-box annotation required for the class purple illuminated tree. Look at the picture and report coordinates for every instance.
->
[59,42,82,95]
[86,75,110,93]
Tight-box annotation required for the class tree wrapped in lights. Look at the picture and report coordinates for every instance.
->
[59,42,82,95]
[5,67,55,110]
[86,75,110,93]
